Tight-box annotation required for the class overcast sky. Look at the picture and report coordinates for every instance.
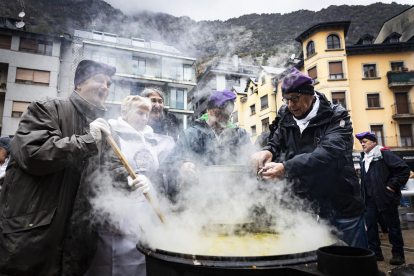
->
[104,0,413,21]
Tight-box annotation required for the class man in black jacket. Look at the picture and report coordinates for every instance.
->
[356,131,409,265]
[251,67,366,248]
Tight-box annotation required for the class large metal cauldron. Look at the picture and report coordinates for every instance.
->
[137,241,382,276]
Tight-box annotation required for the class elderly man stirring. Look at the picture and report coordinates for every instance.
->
[0,60,148,275]
[251,68,366,248]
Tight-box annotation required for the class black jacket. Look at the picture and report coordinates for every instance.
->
[263,92,365,219]
[360,146,410,211]
[161,117,254,197]
[0,92,119,276]
[149,109,179,141]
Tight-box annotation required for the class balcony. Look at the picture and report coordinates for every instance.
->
[391,102,414,120]
[387,71,414,88]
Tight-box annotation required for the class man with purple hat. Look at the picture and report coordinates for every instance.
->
[251,67,367,248]
[356,131,409,265]
[162,89,253,197]
[0,60,148,275]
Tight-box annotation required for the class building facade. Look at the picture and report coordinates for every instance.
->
[232,66,285,144]
[71,30,196,131]
[189,55,260,120]
[294,6,414,167]
[0,17,72,137]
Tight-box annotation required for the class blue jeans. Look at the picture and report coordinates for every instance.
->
[333,214,368,248]
[365,195,404,256]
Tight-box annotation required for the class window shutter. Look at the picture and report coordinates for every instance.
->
[329,62,343,74]
[12,101,30,112]
[332,92,345,100]
[308,67,317,79]
[16,68,34,81]
[0,35,12,49]
[400,125,412,137]
[33,71,50,84]
[20,38,37,51]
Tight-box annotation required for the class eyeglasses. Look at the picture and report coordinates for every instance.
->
[282,93,302,104]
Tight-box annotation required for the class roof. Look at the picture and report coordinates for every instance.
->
[376,5,414,36]
[355,34,375,45]
[0,17,25,30]
[295,21,351,43]
[346,41,414,55]
[244,77,258,92]
[261,66,286,75]
[232,86,247,95]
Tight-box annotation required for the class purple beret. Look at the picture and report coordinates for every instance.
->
[209,89,236,108]
[74,60,116,88]
[281,67,314,96]
[355,132,377,142]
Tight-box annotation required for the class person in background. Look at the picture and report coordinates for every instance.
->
[86,95,168,276]
[0,137,11,189]
[0,60,147,275]
[162,89,253,198]
[356,131,409,265]
[141,86,179,141]
[251,67,367,248]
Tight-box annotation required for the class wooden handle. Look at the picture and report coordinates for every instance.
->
[104,134,168,225]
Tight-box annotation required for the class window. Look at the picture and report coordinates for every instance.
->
[400,124,413,147]
[261,75,266,85]
[130,82,145,96]
[363,64,377,78]
[15,68,50,86]
[249,86,254,94]
[371,125,384,146]
[0,35,12,50]
[363,38,372,45]
[308,66,318,84]
[225,75,240,90]
[170,88,185,109]
[262,118,269,133]
[132,38,145,47]
[329,62,343,79]
[332,92,346,109]
[132,57,146,76]
[260,95,268,109]
[395,92,409,114]
[20,38,52,55]
[233,111,238,123]
[91,51,116,67]
[12,101,30,118]
[390,36,399,43]
[183,65,193,82]
[306,41,315,57]
[391,62,404,71]
[250,104,256,115]
[367,94,380,108]
[251,125,257,136]
[327,34,340,49]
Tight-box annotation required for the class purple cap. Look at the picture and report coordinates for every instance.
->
[209,89,237,108]
[281,67,314,96]
[355,132,377,142]
[74,60,116,88]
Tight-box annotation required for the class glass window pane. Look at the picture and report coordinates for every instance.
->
[170,89,177,109]
[100,52,108,64]
[177,89,184,109]
[92,51,100,62]
[45,44,52,55]
[37,44,44,54]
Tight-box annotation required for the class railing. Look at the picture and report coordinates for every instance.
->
[391,102,414,117]
[387,71,414,87]
[130,65,195,83]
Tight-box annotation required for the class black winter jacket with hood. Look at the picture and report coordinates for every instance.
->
[359,146,409,211]
[263,92,365,219]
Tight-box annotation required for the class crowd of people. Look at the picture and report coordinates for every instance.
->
[0,60,410,275]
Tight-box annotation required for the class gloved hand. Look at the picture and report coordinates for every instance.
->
[89,118,111,143]
[127,175,150,194]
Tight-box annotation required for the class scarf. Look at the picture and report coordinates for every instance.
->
[363,145,382,172]
[293,93,320,133]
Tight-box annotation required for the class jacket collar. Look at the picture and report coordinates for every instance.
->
[69,91,106,121]
[359,145,384,161]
